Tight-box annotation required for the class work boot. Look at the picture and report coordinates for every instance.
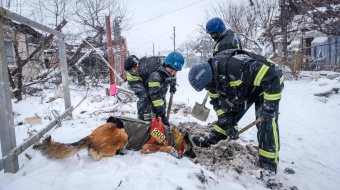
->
[192,131,227,147]
[260,159,278,174]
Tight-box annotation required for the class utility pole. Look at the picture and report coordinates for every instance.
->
[153,43,155,55]
[173,26,176,51]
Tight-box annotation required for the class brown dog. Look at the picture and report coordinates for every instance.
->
[33,116,196,161]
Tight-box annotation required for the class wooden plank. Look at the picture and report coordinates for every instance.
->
[0,107,73,172]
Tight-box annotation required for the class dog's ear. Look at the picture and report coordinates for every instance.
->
[107,116,124,128]
[107,116,116,123]
[184,133,192,148]
[183,133,196,159]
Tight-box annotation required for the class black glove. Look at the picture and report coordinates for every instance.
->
[225,125,239,140]
[170,85,177,94]
[262,110,276,121]
[160,115,170,126]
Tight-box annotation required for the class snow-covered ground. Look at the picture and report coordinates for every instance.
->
[1,68,340,190]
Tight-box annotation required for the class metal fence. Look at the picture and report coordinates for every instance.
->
[0,7,72,173]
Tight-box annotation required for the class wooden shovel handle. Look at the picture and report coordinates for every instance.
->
[201,92,210,106]
[227,117,264,141]
[167,93,174,120]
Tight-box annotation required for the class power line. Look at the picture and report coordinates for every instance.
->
[133,0,204,27]
[130,30,172,49]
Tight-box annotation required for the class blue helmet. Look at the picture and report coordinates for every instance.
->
[164,52,185,71]
[206,17,226,34]
[188,62,212,91]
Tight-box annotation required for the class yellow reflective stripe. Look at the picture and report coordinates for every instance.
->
[127,73,141,81]
[234,125,238,130]
[280,76,284,84]
[254,65,269,86]
[229,80,243,87]
[148,82,161,87]
[264,92,281,100]
[209,92,220,99]
[143,113,151,120]
[214,44,219,52]
[266,58,279,66]
[273,117,279,166]
[152,99,164,107]
[259,149,279,159]
[215,109,226,116]
[237,44,240,49]
[213,125,227,136]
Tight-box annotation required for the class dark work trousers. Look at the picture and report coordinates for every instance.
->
[221,87,280,173]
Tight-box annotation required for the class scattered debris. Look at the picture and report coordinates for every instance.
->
[92,94,103,102]
[24,153,32,160]
[234,167,243,174]
[176,121,296,189]
[24,116,42,126]
[195,169,207,184]
[284,168,296,174]
[246,144,258,155]
[314,88,339,97]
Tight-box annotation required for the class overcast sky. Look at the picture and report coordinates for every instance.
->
[3,0,217,57]
[123,0,215,57]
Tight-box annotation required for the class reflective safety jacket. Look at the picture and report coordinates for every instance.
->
[213,29,243,56]
[206,50,284,118]
[147,66,176,119]
[127,66,176,120]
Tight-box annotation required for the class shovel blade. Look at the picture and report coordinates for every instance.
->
[191,102,210,121]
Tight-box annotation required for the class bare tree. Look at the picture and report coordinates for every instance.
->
[73,0,132,46]
[297,0,340,36]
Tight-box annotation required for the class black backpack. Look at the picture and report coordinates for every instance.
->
[137,56,165,79]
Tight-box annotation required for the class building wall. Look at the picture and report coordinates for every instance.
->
[3,25,42,80]
[311,36,340,70]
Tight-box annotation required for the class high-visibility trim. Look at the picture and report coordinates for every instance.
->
[213,125,227,136]
[214,44,219,52]
[264,92,281,100]
[266,58,279,66]
[143,113,151,120]
[215,109,226,116]
[280,76,284,84]
[209,92,220,99]
[254,65,269,86]
[127,73,141,81]
[234,125,239,130]
[259,149,279,159]
[273,117,279,167]
[148,82,161,87]
[237,44,240,49]
[152,99,164,107]
[229,80,243,87]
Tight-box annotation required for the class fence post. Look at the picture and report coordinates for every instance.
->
[57,37,72,112]
[0,16,19,173]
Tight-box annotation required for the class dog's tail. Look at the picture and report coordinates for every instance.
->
[33,135,91,159]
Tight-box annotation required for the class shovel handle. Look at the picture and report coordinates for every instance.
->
[167,93,174,120]
[227,117,264,142]
[202,92,210,106]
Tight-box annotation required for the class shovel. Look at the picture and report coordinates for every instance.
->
[227,117,264,142]
[167,93,174,120]
[191,92,210,121]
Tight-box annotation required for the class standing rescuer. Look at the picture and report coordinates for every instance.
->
[124,52,184,126]
[206,17,243,55]
[188,49,284,173]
